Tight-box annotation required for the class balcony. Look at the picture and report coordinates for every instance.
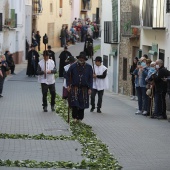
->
[32,0,42,16]
[142,0,165,29]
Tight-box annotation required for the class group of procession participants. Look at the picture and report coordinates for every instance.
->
[26,37,108,122]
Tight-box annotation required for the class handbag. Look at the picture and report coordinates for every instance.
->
[62,86,68,99]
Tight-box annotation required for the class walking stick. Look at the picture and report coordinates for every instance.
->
[67,72,72,124]
[43,34,48,78]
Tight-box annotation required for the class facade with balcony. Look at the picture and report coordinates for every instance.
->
[32,0,100,49]
[101,0,140,95]
[137,0,170,69]
[0,0,31,63]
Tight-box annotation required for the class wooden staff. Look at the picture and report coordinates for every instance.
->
[67,72,72,124]
[43,34,48,78]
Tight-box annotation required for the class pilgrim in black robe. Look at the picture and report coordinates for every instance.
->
[26,50,39,77]
[59,50,72,77]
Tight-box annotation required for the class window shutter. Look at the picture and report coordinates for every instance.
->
[0,13,2,31]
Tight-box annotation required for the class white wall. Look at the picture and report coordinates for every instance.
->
[72,0,80,22]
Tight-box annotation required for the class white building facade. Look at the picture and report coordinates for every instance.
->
[0,0,32,63]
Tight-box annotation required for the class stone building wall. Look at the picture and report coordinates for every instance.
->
[118,0,140,96]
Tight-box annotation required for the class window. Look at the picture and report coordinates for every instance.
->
[167,0,170,13]
[50,3,53,12]
[60,0,63,8]
[0,13,2,31]
[103,55,108,68]
[123,57,127,80]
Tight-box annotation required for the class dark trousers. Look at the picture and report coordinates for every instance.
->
[91,89,104,109]
[136,87,148,111]
[72,106,84,120]
[10,65,15,74]
[37,42,40,51]
[154,92,167,118]
[61,37,66,47]
[132,80,136,96]
[41,83,56,107]
[0,78,5,94]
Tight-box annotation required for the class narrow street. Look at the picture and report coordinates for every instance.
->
[0,40,170,170]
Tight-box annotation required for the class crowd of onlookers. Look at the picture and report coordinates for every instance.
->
[60,17,100,47]
[130,54,170,120]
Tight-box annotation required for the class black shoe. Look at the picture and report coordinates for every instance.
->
[51,106,55,112]
[97,109,102,113]
[0,94,3,98]
[90,107,95,112]
[43,106,48,112]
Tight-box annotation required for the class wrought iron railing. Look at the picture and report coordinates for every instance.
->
[32,0,42,15]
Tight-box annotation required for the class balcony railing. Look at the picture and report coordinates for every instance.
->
[32,0,42,15]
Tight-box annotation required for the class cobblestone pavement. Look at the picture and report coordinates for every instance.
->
[1,40,170,170]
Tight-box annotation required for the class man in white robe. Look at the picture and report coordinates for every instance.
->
[37,51,57,112]
[90,56,108,113]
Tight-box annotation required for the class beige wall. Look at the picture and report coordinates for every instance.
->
[34,0,72,49]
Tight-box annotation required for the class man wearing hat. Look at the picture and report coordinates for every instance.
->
[66,51,93,122]
[47,45,56,65]
[26,44,39,77]
[59,46,72,77]
[37,51,57,112]
[90,56,108,113]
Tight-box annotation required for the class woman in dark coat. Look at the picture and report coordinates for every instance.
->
[130,57,138,100]
[84,34,93,59]
[58,46,72,77]
[26,45,39,77]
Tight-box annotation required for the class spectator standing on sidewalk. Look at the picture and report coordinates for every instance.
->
[133,56,148,115]
[152,59,169,119]
[130,57,138,100]
[60,25,66,47]
[37,51,57,112]
[35,31,41,51]
[0,55,9,97]
[90,56,108,113]
[58,46,72,77]
[66,52,93,122]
